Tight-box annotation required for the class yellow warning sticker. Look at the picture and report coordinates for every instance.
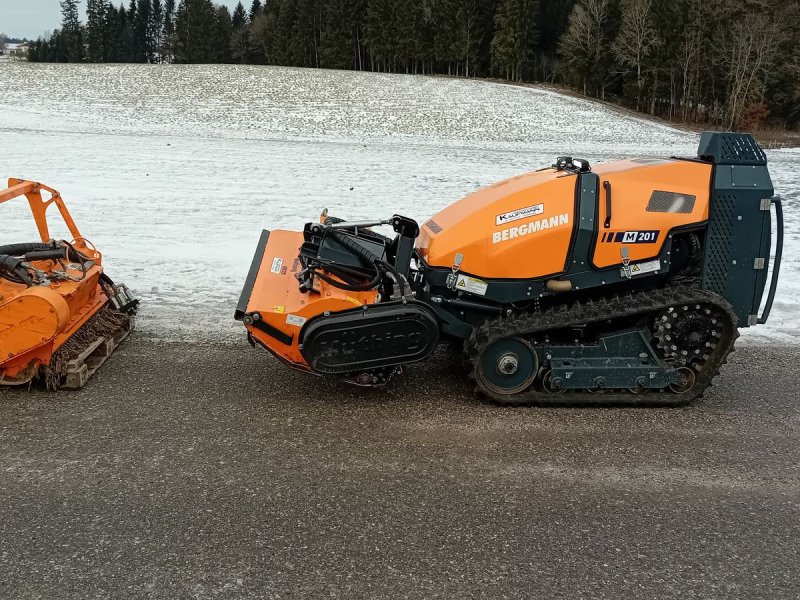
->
[622,258,661,277]
[345,296,362,306]
[455,274,488,296]
[273,305,286,313]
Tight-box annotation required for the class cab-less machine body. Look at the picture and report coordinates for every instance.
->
[236,133,782,405]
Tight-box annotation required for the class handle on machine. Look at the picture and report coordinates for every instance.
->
[603,181,612,229]
[757,196,783,325]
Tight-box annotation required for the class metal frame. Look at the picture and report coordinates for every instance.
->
[758,196,783,324]
[0,178,85,245]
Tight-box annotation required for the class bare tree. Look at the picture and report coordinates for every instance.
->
[0,33,8,55]
[613,0,659,111]
[676,27,701,122]
[721,14,780,129]
[559,0,610,97]
[249,12,273,63]
[231,27,249,63]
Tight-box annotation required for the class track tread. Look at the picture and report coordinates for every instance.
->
[468,285,739,407]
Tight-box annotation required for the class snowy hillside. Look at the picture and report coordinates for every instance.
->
[0,61,795,343]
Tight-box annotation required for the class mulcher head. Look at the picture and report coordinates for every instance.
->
[0,179,138,390]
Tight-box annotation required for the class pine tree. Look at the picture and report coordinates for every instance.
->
[647,0,688,119]
[174,0,218,63]
[164,0,176,36]
[273,0,298,64]
[535,0,573,81]
[162,0,176,60]
[491,0,537,81]
[231,1,249,63]
[320,0,351,70]
[293,0,319,67]
[232,2,248,29]
[453,0,483,77]
[127,0,139,60]
[60,0,84,62]
[151,0,164,62]
[105,4,127,62]
[474,0,498,77]
[104,4,119,61]
[249,0,263,23]
[134,0,153,61]
[214,5,233,63]
[86,0,107,62]
[364,0,396,72]
[347,0,368,71]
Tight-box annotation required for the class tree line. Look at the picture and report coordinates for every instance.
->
[26,0,800,131]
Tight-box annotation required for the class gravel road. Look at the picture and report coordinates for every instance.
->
[1,338,798,599]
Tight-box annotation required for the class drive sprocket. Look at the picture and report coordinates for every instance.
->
[653,304,726,367]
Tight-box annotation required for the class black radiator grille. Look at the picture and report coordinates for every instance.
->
[703,194,735,295]
[647,190,696,214]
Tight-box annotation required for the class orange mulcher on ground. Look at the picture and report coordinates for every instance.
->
[0,179,137,389]
[236,132,783,406]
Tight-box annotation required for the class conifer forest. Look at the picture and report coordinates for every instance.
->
[25,0,800,131]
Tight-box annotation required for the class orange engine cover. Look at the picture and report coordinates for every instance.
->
[591,159,711,268]
[417,169,576,280]
[417,159,712,279]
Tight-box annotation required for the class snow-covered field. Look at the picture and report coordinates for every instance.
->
[1,62,797,343]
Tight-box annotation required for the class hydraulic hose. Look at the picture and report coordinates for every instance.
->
[320,229,409,295]
[0,241,83,262]
[0,241,89,286]
[0,242,53,256]
[328,229,382,265]
[314,268,383,292]
[0,254,34,286]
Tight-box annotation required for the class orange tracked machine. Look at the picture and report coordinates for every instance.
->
[236,133,783,406]
[0,179,137,389]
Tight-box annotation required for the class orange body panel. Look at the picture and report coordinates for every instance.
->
[0,179,110,383]
[242,230,379,369]
[418,170,577,279]
[592,159,711,268]
[0,267,108,379]
[418,159,712,279]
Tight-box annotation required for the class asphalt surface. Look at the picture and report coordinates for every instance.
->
[1,337,798,599]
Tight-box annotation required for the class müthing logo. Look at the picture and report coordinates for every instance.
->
[319,331,424,359]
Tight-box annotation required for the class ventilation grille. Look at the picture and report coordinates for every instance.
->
[703,194,735,295]
[717,134,766,164]
[697,132,767,165]
[646,191,696,214]
[424,219,443,234]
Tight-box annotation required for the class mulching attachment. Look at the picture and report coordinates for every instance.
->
[41,304,134,391]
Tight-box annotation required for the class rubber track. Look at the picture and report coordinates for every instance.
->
[468,286,739,407]
[42,304,132,391]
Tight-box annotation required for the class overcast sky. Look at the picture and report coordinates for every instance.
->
[1,0,243,39]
